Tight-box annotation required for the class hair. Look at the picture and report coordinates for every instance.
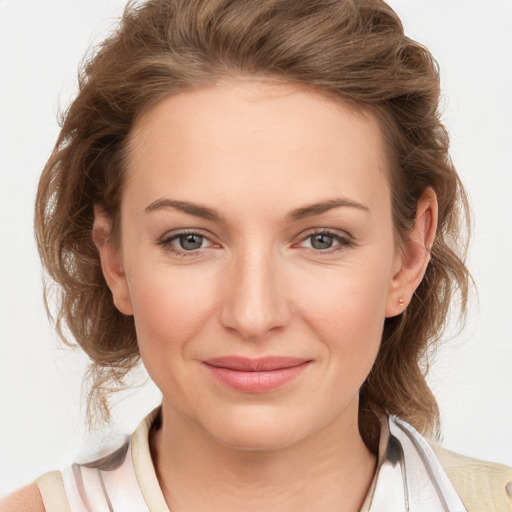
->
[35,0,470,449]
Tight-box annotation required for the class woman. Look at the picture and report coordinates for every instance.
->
[2,0,511,510]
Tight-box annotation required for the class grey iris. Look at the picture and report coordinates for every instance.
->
[311,234,333,250]
[180,234,203,250]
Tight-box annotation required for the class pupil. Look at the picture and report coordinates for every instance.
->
[312,234,333,250]
[181,234,203,250]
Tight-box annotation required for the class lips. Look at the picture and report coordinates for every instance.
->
[203,356,311,392]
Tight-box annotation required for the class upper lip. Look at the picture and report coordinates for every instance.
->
[203,356,311,372]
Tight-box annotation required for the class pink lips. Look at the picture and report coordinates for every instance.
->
[203,356,311,393]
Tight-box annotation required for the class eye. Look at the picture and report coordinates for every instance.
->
[157,230,216,257]
[309,233,335,250]
[297,230,353,253]
[174,233,205,251]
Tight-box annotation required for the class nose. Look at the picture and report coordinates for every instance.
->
[219,245,290,342]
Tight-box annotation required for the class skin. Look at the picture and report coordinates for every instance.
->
[96,79,437,511]
[5,79,436,511]
[0,483,45,512]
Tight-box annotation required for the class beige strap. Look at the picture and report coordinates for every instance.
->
[131,407,170,511]
[432,444,512,512]
[35,470,72,512]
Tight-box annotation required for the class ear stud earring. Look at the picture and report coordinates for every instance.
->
[398,298,405,308]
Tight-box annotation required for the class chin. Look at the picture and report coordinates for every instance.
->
[202,407,308,452]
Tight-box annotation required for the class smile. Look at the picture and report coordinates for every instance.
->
[203,356,312,393]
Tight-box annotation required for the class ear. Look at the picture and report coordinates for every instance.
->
[385,187,438,318]
[92,205,133,316]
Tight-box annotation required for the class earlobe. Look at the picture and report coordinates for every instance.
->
[92,205,133,316]
[385,187,438,318]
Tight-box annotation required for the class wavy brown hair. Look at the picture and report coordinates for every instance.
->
[35,0,470,448]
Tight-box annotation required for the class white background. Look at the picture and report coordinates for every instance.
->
[1,0,511,496]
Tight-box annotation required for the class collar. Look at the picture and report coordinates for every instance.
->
[63,407,467,511]
[360,414,467,511]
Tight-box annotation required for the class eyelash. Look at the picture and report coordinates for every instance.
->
[157,229,215,258]
[157,229,354,258]
[296,230,354,254]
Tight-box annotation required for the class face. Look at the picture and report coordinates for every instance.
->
[103,79,407,450]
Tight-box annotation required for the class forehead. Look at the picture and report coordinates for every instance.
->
[124,79,391,216]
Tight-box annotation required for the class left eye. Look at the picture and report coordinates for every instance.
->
[173,233,206,251]
[298,231,350,251]
[308,233,335,250]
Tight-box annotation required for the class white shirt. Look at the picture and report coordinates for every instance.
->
[37,407,468,511]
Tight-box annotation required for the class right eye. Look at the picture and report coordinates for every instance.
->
[158,230,215,257]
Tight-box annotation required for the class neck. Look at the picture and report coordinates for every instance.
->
[150,400,377,512]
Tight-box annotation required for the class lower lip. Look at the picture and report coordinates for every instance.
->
[204,362,310,393]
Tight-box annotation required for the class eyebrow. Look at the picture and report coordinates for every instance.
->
[144,198,224,221]
[144,197,369,222]
[286,198,369,221]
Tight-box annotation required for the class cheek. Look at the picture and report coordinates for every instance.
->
[290,256,392,368]
[125,264,222,407]
[295,262,390,330]
[126,263,218,354]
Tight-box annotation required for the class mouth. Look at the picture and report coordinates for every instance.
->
[203,356,312,393]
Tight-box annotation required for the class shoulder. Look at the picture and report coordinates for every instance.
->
[0,470,71,512]
[0,483,45,512]
[430,442,512,512]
